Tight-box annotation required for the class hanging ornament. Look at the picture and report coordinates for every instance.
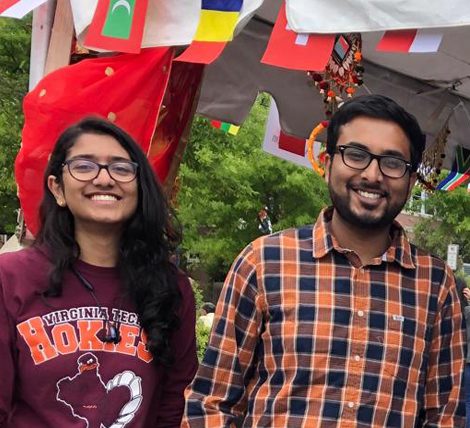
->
[306,121,328,176]
[417,118,450,192]
[308,33,363,117]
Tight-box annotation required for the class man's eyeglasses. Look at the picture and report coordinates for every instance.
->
[335,145,411,179]
[63,159,138,183]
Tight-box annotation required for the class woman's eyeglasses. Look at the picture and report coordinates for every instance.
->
[63,159,138,183]
[336,145,411,179]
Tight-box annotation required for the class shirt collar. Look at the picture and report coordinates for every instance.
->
[312,207,416,269]
[312,207,335,259]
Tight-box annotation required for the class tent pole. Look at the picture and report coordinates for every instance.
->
[29,0,56,90]
[19,0,74,244]
[17,1,57,245]
[44,0,74,75]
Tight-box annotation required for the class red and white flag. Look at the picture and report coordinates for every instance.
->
[376,29,444,53]
[263,97,322,168]
[0,0,47,18]
[261,1,335,71]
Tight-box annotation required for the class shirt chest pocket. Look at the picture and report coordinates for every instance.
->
[380,316,425,381]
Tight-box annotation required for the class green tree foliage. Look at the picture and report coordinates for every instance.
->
[0,18,30,233]
[411,186,470,262]
[177,95,330,281]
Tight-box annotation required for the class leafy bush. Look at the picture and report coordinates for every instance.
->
[178,95,330,282]
[195,321,211,361]
[190,277,211,360]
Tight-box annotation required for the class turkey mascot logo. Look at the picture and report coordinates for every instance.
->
[56,353,143,427]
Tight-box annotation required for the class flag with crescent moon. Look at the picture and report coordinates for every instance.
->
[15,48,173,235]
[84,0,149,53]
[71,0,260,53]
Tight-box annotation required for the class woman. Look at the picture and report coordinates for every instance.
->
[0,117,197,427]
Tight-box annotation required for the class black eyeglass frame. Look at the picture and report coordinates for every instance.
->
[335,145,412,179]
[62,159,139,183]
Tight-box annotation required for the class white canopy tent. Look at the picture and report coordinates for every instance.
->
[3,0,467,242]
[6,0,470,171]
[197,0,470,171]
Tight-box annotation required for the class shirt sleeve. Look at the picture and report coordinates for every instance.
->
[155,274,199,427]
[0,277,15,426]
[464,306,470,359]
[181,244,264,428]
[422,266,466,427]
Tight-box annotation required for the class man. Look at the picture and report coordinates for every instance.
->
[182,95,465,427]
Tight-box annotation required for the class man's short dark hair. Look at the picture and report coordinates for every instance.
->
[326,95,426,171]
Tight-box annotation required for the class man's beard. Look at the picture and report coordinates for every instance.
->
[328,181,408,230]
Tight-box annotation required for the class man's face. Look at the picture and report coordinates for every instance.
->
[325,116,417,230]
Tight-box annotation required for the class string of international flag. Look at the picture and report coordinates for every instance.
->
[1,0,445,64]
[1,0,464,193]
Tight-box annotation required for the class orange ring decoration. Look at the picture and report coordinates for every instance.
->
[306,121,328,176]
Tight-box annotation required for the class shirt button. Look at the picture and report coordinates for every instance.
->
[357,310,364,317]
[348,402,355,408]
[354,355,361,362]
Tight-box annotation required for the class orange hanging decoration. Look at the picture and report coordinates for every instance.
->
[306,121,329,176]
[306,35,363,177]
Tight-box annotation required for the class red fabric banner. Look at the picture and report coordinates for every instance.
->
[148,61,204,182]
[261,2,335,71]
[15,48,173,235]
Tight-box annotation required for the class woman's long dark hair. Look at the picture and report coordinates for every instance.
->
[35,117,182,366]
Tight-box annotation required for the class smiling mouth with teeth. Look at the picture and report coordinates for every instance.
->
[356,190,382,200]
[90,194,118,201]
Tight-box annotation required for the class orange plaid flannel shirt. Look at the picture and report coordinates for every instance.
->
[182,208,465,427]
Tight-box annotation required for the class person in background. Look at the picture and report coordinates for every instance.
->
[199,302,216,329]
[182,95,465,427]
[0,117,197,427]
[257,207,273,235]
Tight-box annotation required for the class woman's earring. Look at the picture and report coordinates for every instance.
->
[57,199,66,207]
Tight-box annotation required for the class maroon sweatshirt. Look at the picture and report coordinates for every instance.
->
[0,247,198,427]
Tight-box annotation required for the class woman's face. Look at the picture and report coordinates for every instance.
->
[48,133,139,233]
